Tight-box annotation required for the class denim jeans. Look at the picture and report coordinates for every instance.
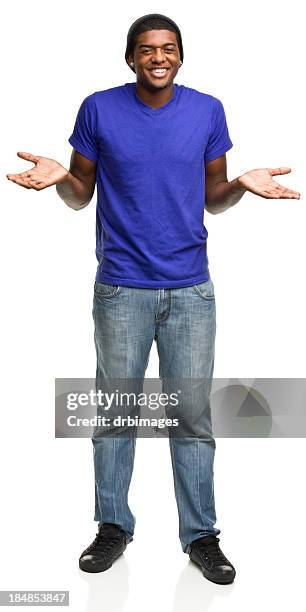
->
[91,279,221,553]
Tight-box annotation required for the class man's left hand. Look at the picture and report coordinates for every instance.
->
[237,167,300,199]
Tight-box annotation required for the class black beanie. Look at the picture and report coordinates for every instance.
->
[125,13,184,73]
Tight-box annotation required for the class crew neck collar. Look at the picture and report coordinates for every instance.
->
[129,82,178,115]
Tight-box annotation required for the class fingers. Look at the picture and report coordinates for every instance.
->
[274,183,300,198]
[278,191,300,199]
[16,151,40,164]
[266,168,300,198]
[7,176,32,189]
[263,186,300,199]
[6,170,46,188]
[269,167,291,176]
[7,176,47,190]
[6,151,40,182]
[27,179,46,190]
[7,170,37,180]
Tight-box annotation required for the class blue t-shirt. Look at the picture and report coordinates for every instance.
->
[68,82,233,288]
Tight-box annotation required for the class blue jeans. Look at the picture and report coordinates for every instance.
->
[91,279,221,553]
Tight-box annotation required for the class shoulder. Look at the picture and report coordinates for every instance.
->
[75,86,126,116]
[90,84,128,104]
[177,83,211,99]
[176,84,223,112]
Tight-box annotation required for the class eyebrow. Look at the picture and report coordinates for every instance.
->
[138,43,177,49]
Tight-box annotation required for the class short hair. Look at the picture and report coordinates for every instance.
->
[125,14,184,73]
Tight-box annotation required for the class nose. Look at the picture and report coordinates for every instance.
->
[151,48,166,63]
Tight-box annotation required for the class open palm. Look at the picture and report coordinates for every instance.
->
[238,167,300,199]
[7,151,68,190]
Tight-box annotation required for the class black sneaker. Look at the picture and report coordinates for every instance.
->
[79,523,128,573]
[189,535,236,584]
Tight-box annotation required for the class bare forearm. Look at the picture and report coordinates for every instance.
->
[205,178,246,214]
[56,171,93,210]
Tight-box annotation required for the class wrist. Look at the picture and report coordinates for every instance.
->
[56,168,70,185]
[235,175,247,193]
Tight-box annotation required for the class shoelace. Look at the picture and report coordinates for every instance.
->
[196,537,230,566]
[84,526,123,556]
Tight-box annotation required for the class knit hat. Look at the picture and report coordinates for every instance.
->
[125,14,184,73]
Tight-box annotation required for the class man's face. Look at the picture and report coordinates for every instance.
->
[128,29,181,91]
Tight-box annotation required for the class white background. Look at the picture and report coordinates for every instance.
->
[1,0,305,610]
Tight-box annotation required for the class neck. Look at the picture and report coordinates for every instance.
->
[135,81,174,109]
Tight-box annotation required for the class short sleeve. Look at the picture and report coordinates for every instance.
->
[204,97,233,162]
[68,94,98,162]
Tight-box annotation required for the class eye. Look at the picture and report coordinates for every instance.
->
[140,48,176,55]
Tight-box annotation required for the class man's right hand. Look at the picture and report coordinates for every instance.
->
[6,151,69,190]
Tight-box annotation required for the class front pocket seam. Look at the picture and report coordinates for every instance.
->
[94,283,121,298]
[193,284,215,300]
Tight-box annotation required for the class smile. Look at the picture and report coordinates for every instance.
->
[149,68,169,78]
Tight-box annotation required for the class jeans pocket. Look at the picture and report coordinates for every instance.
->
[192,278,215,300]
[94,281,121,298]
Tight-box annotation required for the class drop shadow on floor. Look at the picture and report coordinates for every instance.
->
[172,560,236,611]
[79,554,129,612]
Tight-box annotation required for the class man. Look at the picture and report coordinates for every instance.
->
[7,14,300,585]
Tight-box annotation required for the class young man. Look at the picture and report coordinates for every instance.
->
[7,14,300,585]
